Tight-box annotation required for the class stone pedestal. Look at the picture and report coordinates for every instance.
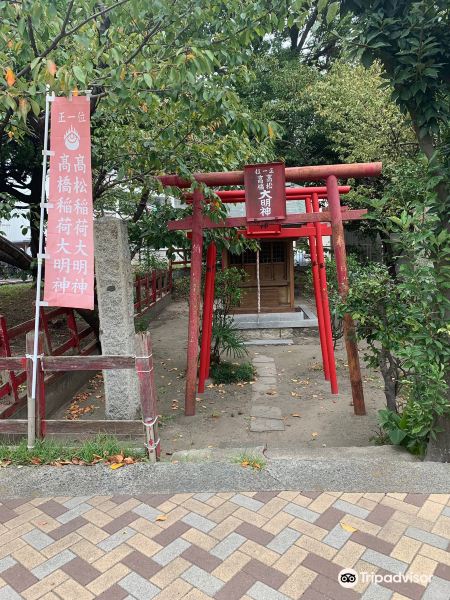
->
[94,217,139,419]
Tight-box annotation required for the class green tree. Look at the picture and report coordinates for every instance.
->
[0,0,281,266]
[341,0,450,460]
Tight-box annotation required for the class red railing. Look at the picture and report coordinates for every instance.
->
[0,308,96,418]
[134,267,172,317]
[0,268,173,419]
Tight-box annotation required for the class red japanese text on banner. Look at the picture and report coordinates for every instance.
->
[244,162,286,222]
[44,97,94,310]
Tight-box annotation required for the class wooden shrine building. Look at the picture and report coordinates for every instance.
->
[223,240,295,313]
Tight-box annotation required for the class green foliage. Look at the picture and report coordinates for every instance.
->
[232,452,266,470]
[0,0,281,260]
[0,435,145,465]
[240,55,413,168]
[133,252,169,276]
[304,253,362,345]
[378,407,431,457]
[172,273,190,301]
[210,361,255,384]
[342,0,450,138]
[129,203,191,260]
[308,61,416,164]
[341,168,449,453]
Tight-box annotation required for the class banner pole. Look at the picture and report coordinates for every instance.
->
[29,86,52,449]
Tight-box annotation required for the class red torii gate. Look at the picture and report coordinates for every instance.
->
[185,184,352,398]
[160,161,382,417]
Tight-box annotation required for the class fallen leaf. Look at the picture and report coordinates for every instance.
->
[109,454,124,464]
[31,457,42,465]
[311,432,318,437]
[123,457,135,465]
[110,462,124,470]
[340,522,357,533]
[155,515,167,521]
[266,390,277,396]
[241,460,250,467]
[291,413,301,417]
[5,68,15,86]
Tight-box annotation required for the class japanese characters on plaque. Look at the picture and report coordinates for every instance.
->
[244,162,286,222]
[43,97,94,309]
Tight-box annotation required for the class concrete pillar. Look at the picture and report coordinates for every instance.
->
[94,217,139,419]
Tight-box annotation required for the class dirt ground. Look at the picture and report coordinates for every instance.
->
[54,299,386,459]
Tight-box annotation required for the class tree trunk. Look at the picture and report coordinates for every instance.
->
[378,348,399,413]
[0,236,32,270]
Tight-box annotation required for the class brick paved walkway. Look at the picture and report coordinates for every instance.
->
[0,492,449,599]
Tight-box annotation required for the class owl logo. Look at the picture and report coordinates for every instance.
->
[64,125,80,151]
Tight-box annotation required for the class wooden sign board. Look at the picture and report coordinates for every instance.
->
[244,162,286,222]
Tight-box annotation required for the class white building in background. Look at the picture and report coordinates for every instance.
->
[0,205,31,254]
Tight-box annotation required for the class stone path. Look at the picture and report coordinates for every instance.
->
[250,355,285,433]
[0,491,449,599]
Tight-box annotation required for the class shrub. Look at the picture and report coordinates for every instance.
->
[210,361,255,384]
[210,267,248,363]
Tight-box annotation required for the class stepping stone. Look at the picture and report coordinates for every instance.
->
[254,376,277,385]
[255,368,277,378]
[252,356,273,363]
[252,382,277,393]
[250,417,285,432]
[251,405,283,420]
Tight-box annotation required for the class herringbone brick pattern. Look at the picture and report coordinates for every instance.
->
[0,492,448,599]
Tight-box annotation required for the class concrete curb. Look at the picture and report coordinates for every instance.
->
[0,452,449,498]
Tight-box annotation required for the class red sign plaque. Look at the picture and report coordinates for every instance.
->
[244,162,286,222]
[44,96,94,309]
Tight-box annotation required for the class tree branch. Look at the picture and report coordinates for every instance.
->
[296,7,318,53]
[27,16,39,56]
[132,186,150,222]
[0,0,131,91]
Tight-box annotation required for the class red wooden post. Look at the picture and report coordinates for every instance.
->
[135,332,160,461]
[66,309,80,353]
[198,243,216,393]
[145,274,150,308]
[0,316,19,404]
[205,243,217,380]
[326,175,366,414]
[135,276,142,313]
[26,332,46,439]
[312,193,338,394]
[305,197,330,381]
[185,188,204,415]
[152,271,157,304]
